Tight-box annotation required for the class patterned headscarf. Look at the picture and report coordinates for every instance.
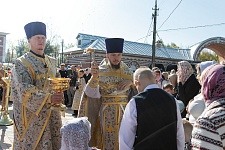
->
[201,64,225,106]
[177,61,194,85]
[60,117,91,150]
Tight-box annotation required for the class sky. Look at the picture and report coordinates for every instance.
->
[1,0,225,49]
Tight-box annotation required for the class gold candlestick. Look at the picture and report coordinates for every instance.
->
[48,78,70,114]
[0,77,13,126]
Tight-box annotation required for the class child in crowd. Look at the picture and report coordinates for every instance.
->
[163,83,177,97]
[162,71,170,84]
[163,83,185,113]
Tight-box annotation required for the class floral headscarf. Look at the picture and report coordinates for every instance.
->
[177,61,194,85]
[201,64,225,106]
[60,117,91,150]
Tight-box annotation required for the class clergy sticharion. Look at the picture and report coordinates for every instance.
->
[11,22,63,150]
[78,38,136,150]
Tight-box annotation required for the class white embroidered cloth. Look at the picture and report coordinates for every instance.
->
[60,117,91,150]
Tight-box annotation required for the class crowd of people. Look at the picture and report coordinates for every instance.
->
[6,21,225,150]
[57,63,91,116]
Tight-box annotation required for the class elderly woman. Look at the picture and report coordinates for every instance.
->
[191,64,225,149]
[176,61,201,118]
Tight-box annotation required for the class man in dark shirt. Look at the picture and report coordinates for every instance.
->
[83,68,92,84]
[67,65,78,107]
[59,63,68,78]
[59,63,69,105]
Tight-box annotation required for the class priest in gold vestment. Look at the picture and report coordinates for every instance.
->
[11,22,64,150]
[0,63,7,111]
[78,38,136,150]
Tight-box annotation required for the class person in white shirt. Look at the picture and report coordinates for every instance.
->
[119,67,185,150]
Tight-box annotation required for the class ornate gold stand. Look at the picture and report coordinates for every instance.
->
[85,48,95,61]
[0,77,13,126]
[48,78,70,117]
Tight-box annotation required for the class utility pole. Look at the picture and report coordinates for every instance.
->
[11,45,13,63]
[151,0,158,68]
[61,39,64,64]
[7,48,10,66]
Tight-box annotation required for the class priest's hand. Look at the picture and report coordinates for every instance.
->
[51,92,64,104]
[91,61,99,79]
[117,80,132,90]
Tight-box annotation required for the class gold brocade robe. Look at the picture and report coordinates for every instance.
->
[0,69,7,111]
[71,77,86,110]
[78,58,135,150]
[11,52,62,150]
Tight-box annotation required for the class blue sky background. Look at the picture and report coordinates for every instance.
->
[1,0,225,49]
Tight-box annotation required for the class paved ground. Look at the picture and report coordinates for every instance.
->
[0,102,75,150]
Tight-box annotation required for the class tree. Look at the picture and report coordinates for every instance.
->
[44,40,60,57]
[156,40,180,49]
[5,48,11,63]
[65,43,75,49]
[6,39,17,63]
[14,38,60,58]
[15,39,30,57]
[166,42,180,49]
[198,51,218,62]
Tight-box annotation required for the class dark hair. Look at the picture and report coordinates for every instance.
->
[79,69,84,73]
[163,83,173,90]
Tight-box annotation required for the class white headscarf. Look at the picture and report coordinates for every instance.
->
[200,60,217,73]
[60,117,91,150]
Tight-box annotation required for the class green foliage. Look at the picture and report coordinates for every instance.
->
[65,43,75,49]
[14,39,60,57]
[16,39,30,57]
[198,51,218,62]
[44,40,60,56]
[166,42,180,49]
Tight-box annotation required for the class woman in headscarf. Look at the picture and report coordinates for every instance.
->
[60,117,99,150]
[187,61,217,124]
[176,61,201,118]
[191,64,225,149]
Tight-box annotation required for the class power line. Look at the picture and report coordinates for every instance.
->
[136,22,225,42]
[136,33,151,42]
[156,32,167,49]
[158,22,225,32]
[156,32,162,42]
[157,0,183,30]
[144,19,153,43]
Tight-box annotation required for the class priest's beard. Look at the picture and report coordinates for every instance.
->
[110,61,121,70]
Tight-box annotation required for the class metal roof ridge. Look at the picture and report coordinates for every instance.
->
[87,39,100,48]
